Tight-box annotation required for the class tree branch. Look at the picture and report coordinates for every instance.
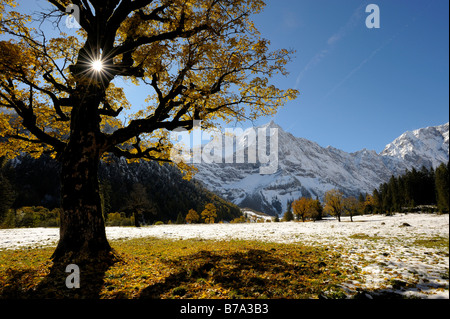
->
[112,23,210,58]
[107,0,154,35]
[109,145,172,163]
[0,81,66,151]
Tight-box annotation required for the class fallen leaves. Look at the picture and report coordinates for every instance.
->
[0,238,355,299]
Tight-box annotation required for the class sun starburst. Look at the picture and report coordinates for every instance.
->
[92,59,103,72]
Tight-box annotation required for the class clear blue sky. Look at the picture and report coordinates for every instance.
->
[9,0,450,153]
[249,0,449,152]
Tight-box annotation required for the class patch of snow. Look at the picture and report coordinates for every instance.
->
[0,214,448,299]
[242,210,274,222]
[195,122,449,216]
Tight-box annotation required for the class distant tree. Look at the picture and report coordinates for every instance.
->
[372,189,382,214]
[186,209,200,224]
[380,182,392,215]
[324,189,344,222]
[435,162,449,213]
[201,203,217,224]
[343,196,359,222]
[306,199,323,221]
[125,183,152,227]
[358,193,365,204]
[388,176,400,213]
[364,194,375,214]
[176,212,185,225]
[420,166,436,205]
[286,199,294,214]
[403,167,436,207]
[100,181,112,221]
[292,197,310,222]
[271,196,282,215]
[358,193,366,214]
[291,197,323,222]
[282,210,294,222]
[231,215,247,223]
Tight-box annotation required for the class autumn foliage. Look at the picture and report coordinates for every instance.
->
[0,237,355,299]
[185,209,200,224]
[0,0,298,164]
[201,203,217,224]
[0,0,298,260]
[291,197,322,222]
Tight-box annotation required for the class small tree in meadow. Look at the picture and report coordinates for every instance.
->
[185,209,200,224]
[201,203,217,224]
[343,196,359,222]
[292,197,310,222]
[324,189,344,222]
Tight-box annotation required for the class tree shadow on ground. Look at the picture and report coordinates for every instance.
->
[0,254,117,299]
[139,249,328,299]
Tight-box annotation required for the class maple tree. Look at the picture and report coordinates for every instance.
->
[324,189,344,222]
[292,197,323,222]
[201,203,217,224]
[342,196,359,222]
[185,209,200,224]
[0,0,298,261]
[292,197,309,222]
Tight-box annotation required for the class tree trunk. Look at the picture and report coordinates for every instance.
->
[52,141,111,261]
[134,212,141,227]
[52,94,112,261]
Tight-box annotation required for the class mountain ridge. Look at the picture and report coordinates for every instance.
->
[193,122,449,216]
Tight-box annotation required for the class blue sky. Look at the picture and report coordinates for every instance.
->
[8,0,450,153]
[249,0,449,152]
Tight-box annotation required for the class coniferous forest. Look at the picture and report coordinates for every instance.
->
[0,155,242,227]
[2,154,448,229]
[371,162,449,214]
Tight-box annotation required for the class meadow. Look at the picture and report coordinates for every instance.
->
[0,214,448,299]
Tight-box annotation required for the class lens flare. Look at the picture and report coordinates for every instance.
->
[92,59,103,72]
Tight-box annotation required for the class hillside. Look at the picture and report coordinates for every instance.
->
[2,156,241,224]
[194,122,449,216]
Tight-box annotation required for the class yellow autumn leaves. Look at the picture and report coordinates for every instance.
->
[0,237,355,299]
[1,0,299,177]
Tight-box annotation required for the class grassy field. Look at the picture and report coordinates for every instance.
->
[0,238,360,299]
[1,214,448,299]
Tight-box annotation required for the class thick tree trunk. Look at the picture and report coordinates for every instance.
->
[52,141,111,261]
[52,93,112,261]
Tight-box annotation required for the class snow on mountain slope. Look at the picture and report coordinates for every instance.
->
[194,122,449,216]
[381,123,449,169]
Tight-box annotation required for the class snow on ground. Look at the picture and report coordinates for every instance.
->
[0,213,448,299]
[242,210,273,222]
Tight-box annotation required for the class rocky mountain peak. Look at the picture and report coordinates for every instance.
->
[194,122,449,216]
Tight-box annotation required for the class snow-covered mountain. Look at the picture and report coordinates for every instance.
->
[194,122,449,216]
[381,123,449,169]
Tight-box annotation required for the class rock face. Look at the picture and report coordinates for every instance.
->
[381,123,449,170]
[193,122,449,216]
